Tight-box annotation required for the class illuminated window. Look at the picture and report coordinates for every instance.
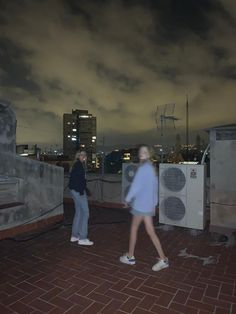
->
[67,135,71,138]
[71,138,76,141]
[67,122,71,125]
[92,136,96,139]
[72,128,77,132]
[123,153,131,161]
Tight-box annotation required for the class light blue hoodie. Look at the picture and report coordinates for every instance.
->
[125,161,158,214]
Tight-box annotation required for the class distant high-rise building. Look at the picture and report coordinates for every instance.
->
[63,110,96,168]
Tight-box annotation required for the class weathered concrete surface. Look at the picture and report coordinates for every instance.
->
[210,125,236,235]
[0,176,21,205]
[0,102,64,232]
[0,151,64,230]
[0,101,16,154]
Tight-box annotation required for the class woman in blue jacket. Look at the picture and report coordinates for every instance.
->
[69,150,93,246]
[120,145,168,271]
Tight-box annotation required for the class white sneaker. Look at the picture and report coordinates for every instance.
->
[78,239,94,246]
[70,236,79,242]
[119,254,136,265]
[152,258,169,272]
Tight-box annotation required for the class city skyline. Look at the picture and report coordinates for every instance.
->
[0,0,236,147]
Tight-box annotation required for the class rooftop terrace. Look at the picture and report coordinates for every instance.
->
[1,203,236,314]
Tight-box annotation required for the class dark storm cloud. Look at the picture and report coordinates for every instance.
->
[123,0,219,41]
[13,105,62,144]
[12,104,60,125]
[0,0,235,147]
[64,0,92,24]
[0,37,40,93]
[91,62,143,92]
[219,65,236,80]
[89,98,130,118]
[46,79,63,91]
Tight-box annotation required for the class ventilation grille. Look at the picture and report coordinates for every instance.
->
[122,163,138,202]
[161,196,186,221]
[161,167,186,192]
[124,164,137,182]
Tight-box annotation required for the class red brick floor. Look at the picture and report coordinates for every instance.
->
[0,206,236,313]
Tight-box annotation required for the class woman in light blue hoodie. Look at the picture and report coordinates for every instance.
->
[120,145,169,272]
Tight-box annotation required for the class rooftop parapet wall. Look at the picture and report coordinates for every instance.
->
[0,101,16,154]
[64,174,122,204]
[0,151,64,231]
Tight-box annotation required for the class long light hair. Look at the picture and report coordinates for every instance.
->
[71,150,87,170]
[138,145,157,175]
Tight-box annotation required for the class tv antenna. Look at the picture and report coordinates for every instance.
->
[155,103,180,162]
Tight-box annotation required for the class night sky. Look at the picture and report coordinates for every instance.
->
[0,0,235,149]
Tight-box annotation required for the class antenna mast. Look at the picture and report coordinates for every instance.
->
[186,95,189,161]
[155,104,179,163]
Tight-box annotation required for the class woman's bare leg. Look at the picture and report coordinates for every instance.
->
[143,216,166,260]
[128,216,143,257]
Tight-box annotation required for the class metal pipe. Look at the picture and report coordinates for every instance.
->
[201,143,210,165]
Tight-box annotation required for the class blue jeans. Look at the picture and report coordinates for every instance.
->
[70,190,89,240]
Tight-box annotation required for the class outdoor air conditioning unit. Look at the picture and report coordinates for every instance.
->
[159,163,206,230]
[122,163,138,202]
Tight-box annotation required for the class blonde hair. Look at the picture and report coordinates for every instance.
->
[138,145,158,175]
[72,150,87,166]
[138,145,154,160]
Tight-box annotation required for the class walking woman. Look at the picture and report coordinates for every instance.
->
[120,145,168,271]
[69,150,93,246]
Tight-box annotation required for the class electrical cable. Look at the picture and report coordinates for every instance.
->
[6,209,127,242]
[4,181,127,242]
[6,221,63,242]
[3,185,69,242]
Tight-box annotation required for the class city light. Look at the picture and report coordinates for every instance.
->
[79,115,89,118]
[123,152,131,161]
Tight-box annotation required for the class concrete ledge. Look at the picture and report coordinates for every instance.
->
[0,202,23,210]
[0,214,63,240]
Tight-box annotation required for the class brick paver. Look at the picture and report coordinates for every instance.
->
[0,205,236,313]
